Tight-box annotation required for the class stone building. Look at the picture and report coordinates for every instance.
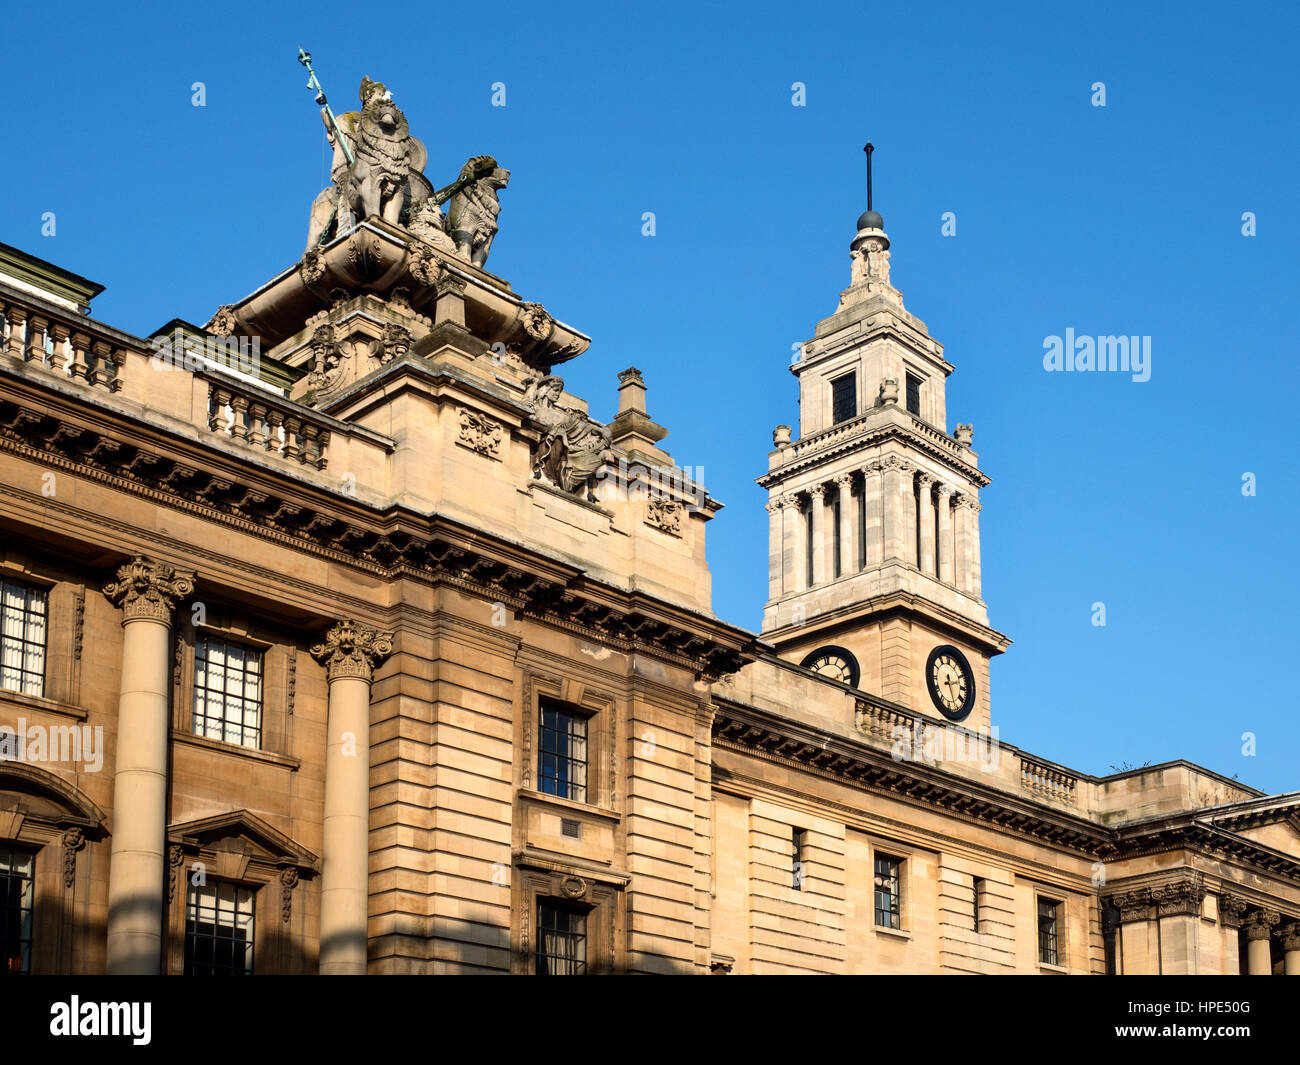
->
[0,91,1296,974]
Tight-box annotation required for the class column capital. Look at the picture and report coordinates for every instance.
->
[934,482,954,499]
[1243,908,1280,941]
[808,483,826,500]
[833,473,854,489]
[1218,893,1249,928]
[310,620,394,683]
[879,455,904,473]
[862,460,884,476]
[103,556,195,623]
[1280,922,1300,952]
[915,471,934,489]
[764,499,782,515]
[1108,887,1156,923]
[777,493,801,510]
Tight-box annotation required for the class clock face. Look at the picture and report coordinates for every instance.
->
[800,646,860,688]
[926,644,975,721]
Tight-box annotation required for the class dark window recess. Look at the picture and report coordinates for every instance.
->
[792,828,807,890]
[538,699,589,804]
[185,881,255,975]
[1038,898,1061,966]
[905,373,922,416]
[874,855,902,929]
[972,877,985,932]
[0,844,35,975]
[536,901,587,975]
[831,374,857,424]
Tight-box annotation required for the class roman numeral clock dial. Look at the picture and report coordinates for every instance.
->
[926,645,975,721]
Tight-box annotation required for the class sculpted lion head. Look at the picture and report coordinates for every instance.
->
[458,155,510,191]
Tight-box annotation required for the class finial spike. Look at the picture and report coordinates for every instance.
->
[864,142,875,212]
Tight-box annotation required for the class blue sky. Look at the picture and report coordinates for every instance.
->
[5,1,1297,792]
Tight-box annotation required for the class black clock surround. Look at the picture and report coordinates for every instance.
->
[925,644,976,722]
[799,645,861,688]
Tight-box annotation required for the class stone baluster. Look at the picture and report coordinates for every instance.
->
[265,409,285,455]
[27,315,48,365]
[248,402,267,448]
[5,305,27,360]
[102,556,195,974]
[230,394,250,442]
[48,322,70,374]
[310,620,393,975]
[89,340,113,388]
[69,332,90,381]
[283,416,303,462]
[209,387,231,432]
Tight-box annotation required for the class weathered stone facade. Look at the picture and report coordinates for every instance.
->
[0,150,1296,975]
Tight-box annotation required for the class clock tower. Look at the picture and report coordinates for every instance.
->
[759,173,1009,732]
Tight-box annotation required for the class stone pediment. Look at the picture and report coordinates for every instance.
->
[168,809,319,874]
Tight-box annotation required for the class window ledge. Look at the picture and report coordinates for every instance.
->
[1038,962,1068,974]
[172,729,300,769]
[0,689,88,721]
[518,788,621,823]
[873,925,911,941]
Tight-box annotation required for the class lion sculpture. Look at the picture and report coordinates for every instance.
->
[446,156,510,268]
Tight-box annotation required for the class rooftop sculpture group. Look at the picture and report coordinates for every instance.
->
[301,55,509,270]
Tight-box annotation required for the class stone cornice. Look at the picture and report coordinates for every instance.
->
[711,701,1113,854]
[0,387,757,680]
[758,417,989,491]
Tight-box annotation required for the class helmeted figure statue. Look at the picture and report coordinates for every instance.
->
[524,375,612,502]
[306,77,434,249]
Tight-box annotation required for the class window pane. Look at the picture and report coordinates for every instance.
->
[0,579,48,698]
[536,901,587,975]
[193,635,264,750]
[0,844,36,975]
[832,373,857,425]
[537,700,588,804]
[185,880,255,975]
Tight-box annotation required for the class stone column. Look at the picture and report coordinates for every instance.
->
[1281,923,1300,975]
[835,475,856,578]
[791,494,809,592]
[936,484,954,584]
[1219,893,1247,974]
[900,463,917,567]
[1245,910,1279,975]
[863,462,884,567]
[809,485,827,586]
[779,495,800,595]
[310,620,393,975]
[954,495,972,593]
[969,500,983,598]
[1111,888,1158,974]
[916,474,935,576]
[765,500,783,600]
[102,556,195,975]
[881,458,904,562]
